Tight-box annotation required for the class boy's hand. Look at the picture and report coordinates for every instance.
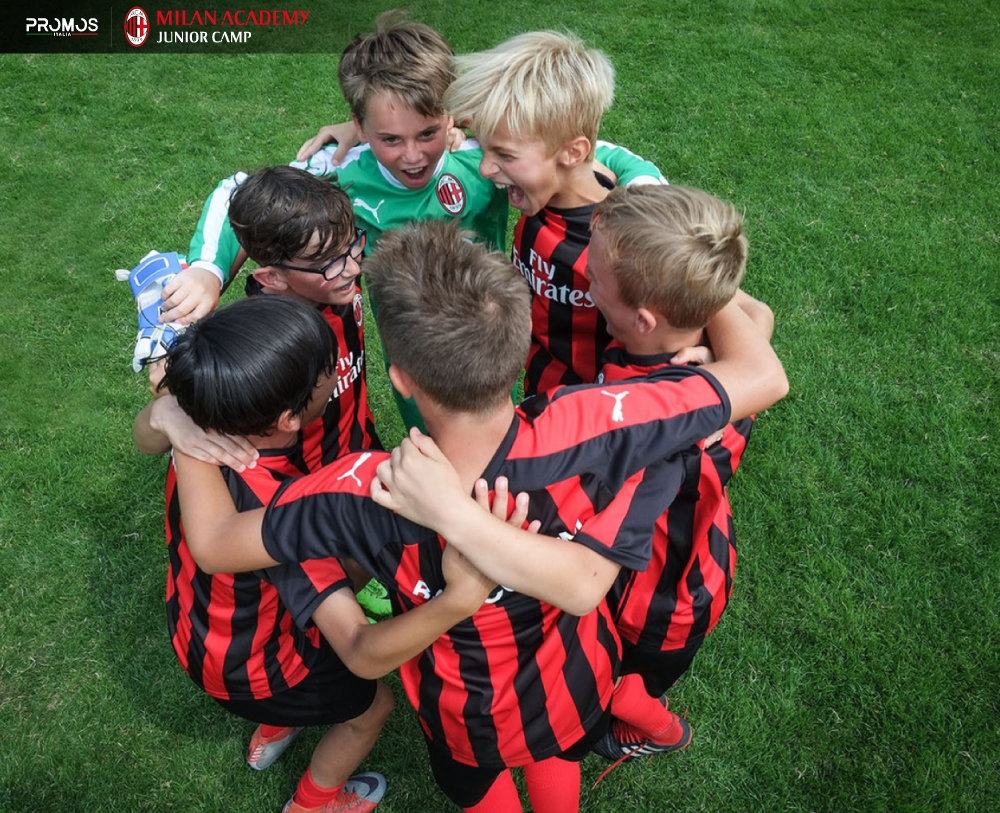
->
[473,476,541,533]
[159,266,222,325]
[440,544,496,614]
[371,427,465,531]
[445,126,467,152]
[296,122,360,164]
[150,396,258,470]
[670,345,715,366]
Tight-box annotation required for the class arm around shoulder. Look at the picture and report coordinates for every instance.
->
[701,300,788,421]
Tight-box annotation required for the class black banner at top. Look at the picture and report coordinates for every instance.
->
[1,0,365,53]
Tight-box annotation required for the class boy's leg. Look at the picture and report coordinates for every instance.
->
[426,739,518,812]
[523,757,580,813]
[463,771,521,813]
[594,673,691,761]
[299,681,393,793]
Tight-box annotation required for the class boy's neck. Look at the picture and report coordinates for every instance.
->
[625,325,706,357]
[548,160,609,210]
[250,428,297,451]
[421,400,517,493]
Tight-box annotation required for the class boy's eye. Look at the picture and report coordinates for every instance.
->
[419,129,439,140]
[498,152,514,161]
[381,136,399,144]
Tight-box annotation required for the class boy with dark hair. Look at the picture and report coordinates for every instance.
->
[445,30,665,399]
[134,295,498,813]
[170,221,787,812]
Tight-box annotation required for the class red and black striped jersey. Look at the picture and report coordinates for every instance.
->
[510,175,614,399]
[165,448,351,701]
[598,344,754,653]
[261,366,731,768]
[245,278,379,464]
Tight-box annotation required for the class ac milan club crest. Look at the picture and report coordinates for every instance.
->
[435,174,467,215]
[125,7,149,46]
[353,292,364,327]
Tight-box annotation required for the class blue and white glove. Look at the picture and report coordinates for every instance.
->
[115,251,188,372]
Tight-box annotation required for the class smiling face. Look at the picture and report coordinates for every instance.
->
[355,93,451,190]
[475,121,563,216]
[269,229,362,307]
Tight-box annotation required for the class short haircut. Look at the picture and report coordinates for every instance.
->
[445,30,614,159]
[338,10,454,124]
[160,296,337,437]
[229,165,354,268]
[593,185,748,330]
[365,220,530,413]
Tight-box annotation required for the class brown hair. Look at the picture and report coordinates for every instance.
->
[229,165,355,268]
[364,220,530,413]
[593,185,748,329]
[338,10,454,124]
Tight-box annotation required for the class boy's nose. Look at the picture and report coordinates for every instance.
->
[479,156,498,179]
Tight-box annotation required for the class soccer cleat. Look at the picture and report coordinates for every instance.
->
[115,250,188,372]
[247,725,303,771]
[281,772,387,812]
[355,579,392,618]
[592,710,692,762]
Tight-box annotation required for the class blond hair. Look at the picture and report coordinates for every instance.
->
[364,220,531,413]
[445,31,614,159]
[338,10,454,123]
[593,185,748,329]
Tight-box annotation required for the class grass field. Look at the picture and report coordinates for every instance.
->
[1,0,998,810]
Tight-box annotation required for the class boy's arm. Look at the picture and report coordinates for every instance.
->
[372,432,621,616]
[159,175,246,324]
[133,397,259,469]
[173,451,278,573]
[700,300,788,420]
[594,141,668,187]
[310,544,495,679]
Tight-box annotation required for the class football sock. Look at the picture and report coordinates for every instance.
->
[259,723,289,739]
[293,765,346,809]
[610,674,683,743]
[463,769,521,813]
[524,757,580,813]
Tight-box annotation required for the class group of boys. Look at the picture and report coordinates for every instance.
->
[129,12,788,813]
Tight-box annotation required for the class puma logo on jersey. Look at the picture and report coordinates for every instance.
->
[601,390,630,422]
[336,452,372,487]
[353,198,385,224]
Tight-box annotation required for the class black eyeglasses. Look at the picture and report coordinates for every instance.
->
[274,229,366,280]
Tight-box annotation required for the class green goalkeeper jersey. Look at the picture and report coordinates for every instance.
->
[186,139,665,283]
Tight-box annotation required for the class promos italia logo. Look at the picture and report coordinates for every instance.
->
[25,17,98,36]
[125,7,149,46]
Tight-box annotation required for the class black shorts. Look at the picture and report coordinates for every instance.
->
[620,636,704,698]
[425,706,611,808]
[212,640,378,728]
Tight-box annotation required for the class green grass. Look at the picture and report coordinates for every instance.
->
[1,0,999,810]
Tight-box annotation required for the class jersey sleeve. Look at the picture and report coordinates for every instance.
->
[595,141,668,187]
[261,451,390,565]
[263,559,352,631]
[571,460,686,572]
[187,173,246,284]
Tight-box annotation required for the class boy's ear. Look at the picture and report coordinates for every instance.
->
[635,306,660,335]
[387,364,414,399]
[275,408,301,434]
[557,135,592,170]
[351,112,368,144]
[252,266,289,292]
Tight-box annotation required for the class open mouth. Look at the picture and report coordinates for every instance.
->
[400,166,430,184]
[495,181,527,210]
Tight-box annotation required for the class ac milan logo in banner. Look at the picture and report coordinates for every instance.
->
[125,7,149,46]
[436,174,467,215]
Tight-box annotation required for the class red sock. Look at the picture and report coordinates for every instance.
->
[524,757,579,813]
[463,769,521,813]
[259,723,289,739]
[610,674,686,745]
[293,765,345,809]
[610,674,675,735]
